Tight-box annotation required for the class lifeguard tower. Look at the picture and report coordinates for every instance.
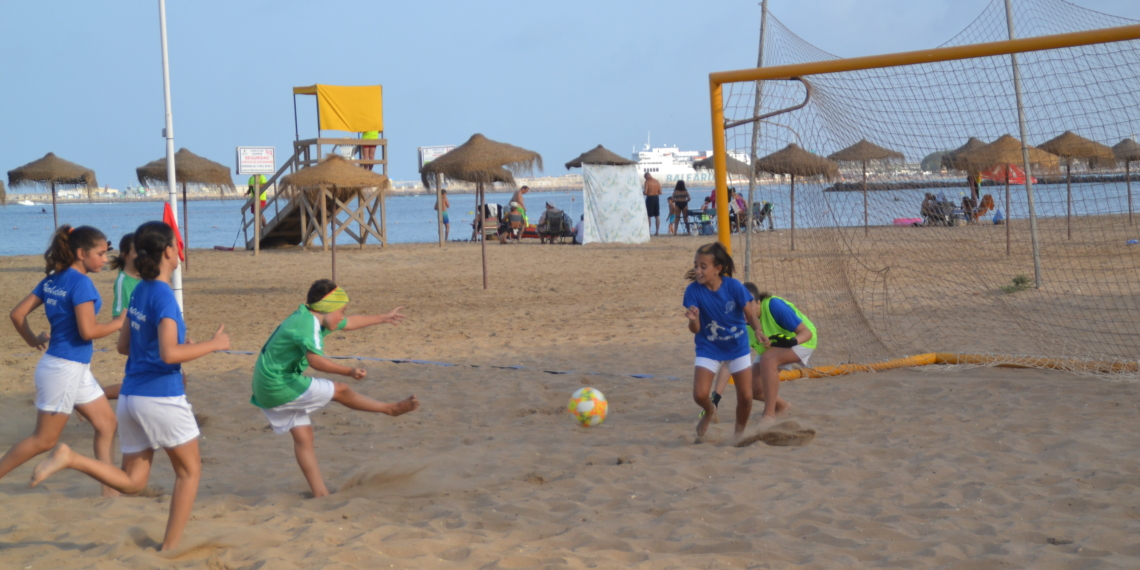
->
[241,84,389,250]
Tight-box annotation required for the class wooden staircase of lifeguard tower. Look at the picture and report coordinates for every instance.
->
[241,137,388,251]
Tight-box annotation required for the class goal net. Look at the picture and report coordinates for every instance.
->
[718,0,1140,373]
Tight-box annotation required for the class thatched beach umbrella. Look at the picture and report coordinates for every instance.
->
[1037,131,1115,240]
[7,153,97,229]
[281,155,391,282]
[829,139,904,236]
[941,137,987,173]
[1113,138,1140,226]
[959,134,1058,255]
[692,155,752,178]
[753,144,839,251]
[137,148,235,268]
[564,145,634,169]
[421,134,542,290]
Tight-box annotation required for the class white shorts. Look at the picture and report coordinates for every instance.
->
[695,354,752,374]
[35,354,105,414]
[754,345,815,370]
[117,394,200,453]
[261,378,336,434]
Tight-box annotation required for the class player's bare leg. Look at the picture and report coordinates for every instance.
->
[290,425,329,498]
[331,382,418,416]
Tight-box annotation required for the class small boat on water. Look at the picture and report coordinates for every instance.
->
[17,200,36,206]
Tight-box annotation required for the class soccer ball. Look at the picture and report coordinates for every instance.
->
[568,387,607,427]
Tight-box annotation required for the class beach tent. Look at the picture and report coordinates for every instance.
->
[1113,138,1140,225]
[1037,131,1115,240]
[564,145,646,245]
[137,148,235,269]
[7,153,97,229]
[280,155,391,282]
[421,134,542,289]
[829,139,905,236]
[753,144,838,251]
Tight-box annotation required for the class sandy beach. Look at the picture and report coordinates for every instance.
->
[0,235,1138,569]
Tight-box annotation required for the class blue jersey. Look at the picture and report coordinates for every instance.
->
[683,277,753,361]
[122,280,186,397]
[32,268,102,364]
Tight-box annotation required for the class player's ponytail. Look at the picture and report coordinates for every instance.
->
[43,225,107,275]
[109,232,135,271]
[133,221,175,280]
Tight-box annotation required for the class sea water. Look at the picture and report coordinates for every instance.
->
[1,182,1133,256]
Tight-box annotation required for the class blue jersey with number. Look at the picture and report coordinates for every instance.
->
[122,280,187,397]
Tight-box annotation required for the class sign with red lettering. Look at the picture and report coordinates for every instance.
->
[237,147,275,175]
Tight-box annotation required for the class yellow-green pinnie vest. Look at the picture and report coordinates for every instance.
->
[751,296,818,355]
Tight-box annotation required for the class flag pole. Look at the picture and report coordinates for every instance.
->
[159,0,183,309]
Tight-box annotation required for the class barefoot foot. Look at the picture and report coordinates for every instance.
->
[695,410,715,438]
[30,444,74,488]
[774,399,792,416]
[391,395,420,417]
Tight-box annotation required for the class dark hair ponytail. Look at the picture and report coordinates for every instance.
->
[109,232,135,271]
[307,279,338,305]
[44,225,107,275]
[133,221,175,280]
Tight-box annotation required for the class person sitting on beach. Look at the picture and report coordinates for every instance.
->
[684,243,762,445]
[249,280,418,498]
[499,203,525,244]
[31,221,231,551]
[961,195,977,224]
[2,225,124,496]
[920,193,939,226]
[573,215,585,245]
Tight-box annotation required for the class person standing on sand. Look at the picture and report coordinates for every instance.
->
[672,181,692,234]
[683,242,761,445]
[249,280,419,498]
[510,185,530,226]
[31,221,231,552]
[434,189,451,241]
[2,225,124,496]
[245,174,268,227]
[644,172,662,235]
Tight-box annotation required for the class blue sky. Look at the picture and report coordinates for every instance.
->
[1,0,1137,188]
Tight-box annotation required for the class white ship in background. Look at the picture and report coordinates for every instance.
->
[632,134,749,185]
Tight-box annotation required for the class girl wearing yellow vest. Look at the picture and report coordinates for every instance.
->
[745,282,815,425]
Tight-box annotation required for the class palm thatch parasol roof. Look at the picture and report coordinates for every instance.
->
[281,155,392,199]
[421,133,542,189]
[940,137,987,171]
[8,152,98,191]
[957,134,1059,173]
[1113,138,1140,163]
[753,144,839,179]
[1037,131,1114,166]
[828,139,904,163]
[565,145,635,169]
[136,148,236,191]
[692,155,752,177]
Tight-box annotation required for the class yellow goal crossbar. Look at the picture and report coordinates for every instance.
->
[707,23,1140,252]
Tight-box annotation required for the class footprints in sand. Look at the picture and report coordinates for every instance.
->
[734,421,818,448]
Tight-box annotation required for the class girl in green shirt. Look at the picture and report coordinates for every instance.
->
[103,232,141,400]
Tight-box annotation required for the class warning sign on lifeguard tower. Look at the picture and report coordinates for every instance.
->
[236,147,276,175]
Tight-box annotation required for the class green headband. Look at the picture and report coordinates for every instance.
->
[308,287,349,313]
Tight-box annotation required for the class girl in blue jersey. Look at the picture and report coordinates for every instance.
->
[31,221,230,552]
[1,225,123,495]
[683,242,762,444]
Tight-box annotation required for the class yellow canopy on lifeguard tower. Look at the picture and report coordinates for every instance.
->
[292,84,383,133]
